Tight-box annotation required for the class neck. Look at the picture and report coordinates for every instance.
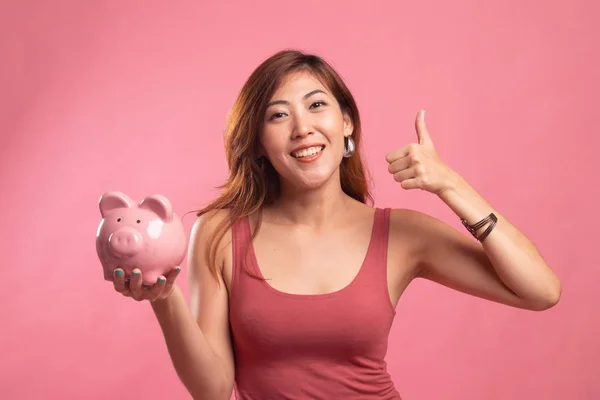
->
[267,171,352,228]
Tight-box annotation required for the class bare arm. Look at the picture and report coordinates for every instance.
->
[385,110,560,311]
[394,180,561,311]
[151,210,234,399]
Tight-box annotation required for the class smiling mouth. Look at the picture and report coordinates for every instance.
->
[291,145,325,158]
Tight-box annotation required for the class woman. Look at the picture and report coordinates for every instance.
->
[111,50,561,399]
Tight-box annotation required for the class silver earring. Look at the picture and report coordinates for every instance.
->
[343,136,355,158]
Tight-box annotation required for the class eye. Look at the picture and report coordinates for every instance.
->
[310,101,327,109]
[268,112,286,121]
[117,218,121,222]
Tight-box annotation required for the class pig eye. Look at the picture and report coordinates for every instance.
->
[117,218,122,222]
[136,220,141,223]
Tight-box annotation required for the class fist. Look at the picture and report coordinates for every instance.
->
[385,109,458,195]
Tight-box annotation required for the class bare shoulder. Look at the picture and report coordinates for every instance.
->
[191,208,232,241]
[189,208,233,274]
[388,208,461,273]
[389,207,433,223]
[386,209,424,274]
[388,207,433,240]
[389,207,453,238]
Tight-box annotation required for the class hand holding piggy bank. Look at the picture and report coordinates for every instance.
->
[96,191,188,296]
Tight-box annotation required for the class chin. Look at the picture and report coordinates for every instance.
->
[272,150,343,191]
[297,177,328,190]
[287,168,339,191]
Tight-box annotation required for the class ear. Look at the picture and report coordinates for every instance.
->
[139,194,174,222]
[343,113,354,138]
[99,191,133,217]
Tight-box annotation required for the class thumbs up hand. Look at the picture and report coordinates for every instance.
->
[385,110,459,196]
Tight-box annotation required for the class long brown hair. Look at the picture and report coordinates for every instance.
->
[196,49,373,282]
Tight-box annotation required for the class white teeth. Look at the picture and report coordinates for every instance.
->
[292,146,324,158]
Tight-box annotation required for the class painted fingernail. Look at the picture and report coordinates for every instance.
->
[115,269,123,277]
[175,267,181,274]
[158,277,166,285]
[132,271,140,277]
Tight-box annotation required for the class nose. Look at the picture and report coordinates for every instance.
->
[108,227,143,257]
[291,112,314,139]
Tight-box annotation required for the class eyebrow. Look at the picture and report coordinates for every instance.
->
[266,89,327,108]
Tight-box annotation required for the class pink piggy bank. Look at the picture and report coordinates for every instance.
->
[96,191,187,286]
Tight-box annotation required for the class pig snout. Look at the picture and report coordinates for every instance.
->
[108,227,143,257]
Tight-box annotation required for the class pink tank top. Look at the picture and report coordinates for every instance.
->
[229,207,402,399]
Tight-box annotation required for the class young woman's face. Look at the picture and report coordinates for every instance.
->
[259,71,353,191]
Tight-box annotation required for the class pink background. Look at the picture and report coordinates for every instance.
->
[2,1,598,399]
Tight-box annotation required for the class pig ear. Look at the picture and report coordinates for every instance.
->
[139,194,173,222]
[99,191,133,217]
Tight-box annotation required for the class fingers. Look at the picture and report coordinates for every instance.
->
[385,146,409,164]
[129,269,144,301]
[394,165,430,190]
[399,177,421,190]
[165,266,182,287]
[147,276,166,301]
[385,142,421,164]
[150,266,182,302]
[415,109,431,145]
[387,157,411,174]
[113,268,131,297]
[112,266,182,302]
[393,167,417,183]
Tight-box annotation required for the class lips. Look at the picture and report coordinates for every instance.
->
[291,145,325,158]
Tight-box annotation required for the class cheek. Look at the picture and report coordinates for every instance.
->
[325,115,344,131]
[260,130,287,161]
[320,113,345,139]
[322,119,346,154]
